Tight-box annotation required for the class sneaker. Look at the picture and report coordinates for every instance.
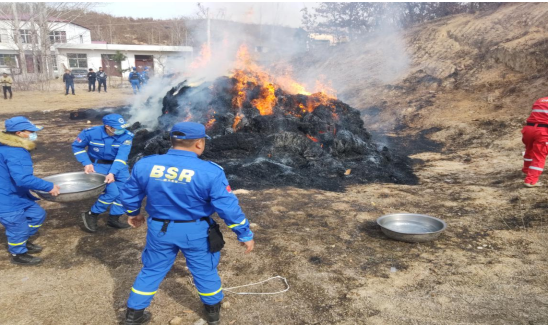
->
[524,182,542,188]
[26,241,43,254]
[11,252,42,265]
[82,211,99,232]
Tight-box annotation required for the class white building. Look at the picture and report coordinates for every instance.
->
[0,15,192,78]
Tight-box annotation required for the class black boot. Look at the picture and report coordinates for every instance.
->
[204,302,221,325]
[26,241,43,254]
[107,215,130,229]
[82,211,99,233]
[124,308,151,325]
[11,252,42,265]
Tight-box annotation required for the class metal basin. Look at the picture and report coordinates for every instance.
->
[376,213,447,243]
[34,172,106,203]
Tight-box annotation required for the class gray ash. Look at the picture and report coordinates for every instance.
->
[128,77,417,191]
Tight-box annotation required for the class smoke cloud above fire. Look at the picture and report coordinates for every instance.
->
[127,2,411,131]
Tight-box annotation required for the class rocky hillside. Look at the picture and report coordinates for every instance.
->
[296,2,548,135]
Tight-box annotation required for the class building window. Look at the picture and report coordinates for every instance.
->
[80,35,83,43]
[20,29,31,43]
[51,55,58,71]
[0,54,17,67]
[67,53,87,68]
[49,31,67,44]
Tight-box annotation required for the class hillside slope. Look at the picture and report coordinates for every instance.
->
[298,2,547,134]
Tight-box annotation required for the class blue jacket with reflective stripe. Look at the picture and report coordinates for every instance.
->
[119,149,254,242]
[71,126,133,175]
[0,133,53,213]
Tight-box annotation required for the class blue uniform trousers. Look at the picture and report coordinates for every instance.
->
[90,163,129,216]
[130,80,140,94]
[0,203,46,254]
[127,218,223,309]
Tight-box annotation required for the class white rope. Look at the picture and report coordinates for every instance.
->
[223,275,290,295]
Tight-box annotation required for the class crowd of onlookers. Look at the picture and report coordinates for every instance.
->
[0,66,155,98]
[62,66,150,95]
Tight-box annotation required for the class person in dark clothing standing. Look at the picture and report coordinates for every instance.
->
[63,69,75,95]
[97,67,108,93]
[87,68,97,92]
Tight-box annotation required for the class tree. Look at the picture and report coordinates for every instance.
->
[302,2,505,41]
[113,50,129,86]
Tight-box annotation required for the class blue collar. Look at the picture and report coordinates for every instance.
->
[167,149,198,157]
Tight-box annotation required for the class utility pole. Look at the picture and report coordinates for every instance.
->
[206,8,210,48]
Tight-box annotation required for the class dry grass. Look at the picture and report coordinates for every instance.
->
[0,85,133,114]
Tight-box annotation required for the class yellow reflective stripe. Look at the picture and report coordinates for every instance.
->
[98,199,112,205]
[228,218,247,229]
[8,240,27,246]
[114,159,127,165]
[111,145,120,147]
[112,202,123,206]
[90,142,104,146]
[28,224,42,228]
[131,287,157,296]
[74,150,87,155]
[198,287,223,296]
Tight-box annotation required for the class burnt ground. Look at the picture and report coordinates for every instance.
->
[0,105,546,325]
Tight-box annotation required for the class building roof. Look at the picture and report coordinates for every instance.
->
[54,43,193,52]
[0,14,90,30]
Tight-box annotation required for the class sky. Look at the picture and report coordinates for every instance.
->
[93,2,313,28]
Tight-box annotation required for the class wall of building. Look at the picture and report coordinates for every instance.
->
[56,49,192,78]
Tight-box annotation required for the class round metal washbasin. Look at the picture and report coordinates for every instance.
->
[34,172,106,203]
[376,213,447,243]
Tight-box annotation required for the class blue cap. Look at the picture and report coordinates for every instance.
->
[132,67,136,71]
[5,116,43,132]
[144,66,149,70]
[102,114,129,129]
[171,122,211,140]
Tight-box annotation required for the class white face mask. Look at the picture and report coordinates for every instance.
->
[28,132,37,141]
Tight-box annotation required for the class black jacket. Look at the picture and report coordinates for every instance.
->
[96,71,107,80]
[87,72,97,80]
[63,73,75,83]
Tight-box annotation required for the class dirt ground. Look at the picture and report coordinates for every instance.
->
[0,4,547,325]
[0,91,546,325]
[0,84,133,114]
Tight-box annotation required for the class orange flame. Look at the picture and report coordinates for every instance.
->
[251,83,276,115]
[306,134,319,142]
[189,43,211,70]
[205,117,216,129]
[232,114,243,130]
[228,44,339,118]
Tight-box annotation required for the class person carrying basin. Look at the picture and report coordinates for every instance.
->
[0,117,60,265]
[72,113,134,232]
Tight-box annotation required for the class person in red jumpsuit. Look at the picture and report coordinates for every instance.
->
[522,97,548,187]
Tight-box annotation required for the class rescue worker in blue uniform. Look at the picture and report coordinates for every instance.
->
[0,117,60,265]
[129,67,141,94]
[120,122,255,325]
[141,66,150,85]
[72,113,134,232]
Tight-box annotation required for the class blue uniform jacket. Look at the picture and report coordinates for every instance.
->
[0,133,53,213]
[129,72,141,82]
[71,126,134,175]
[119,149,254,242]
